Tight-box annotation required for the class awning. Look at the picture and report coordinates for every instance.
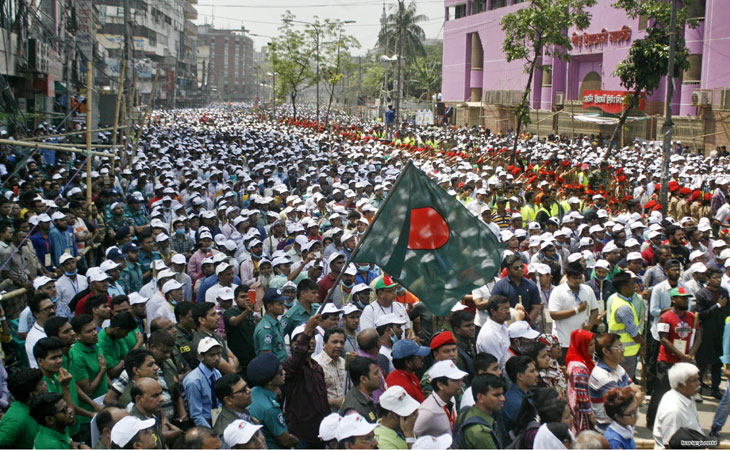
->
[573,114,645,125]
[54,81,67,93]
[465,102,483,108]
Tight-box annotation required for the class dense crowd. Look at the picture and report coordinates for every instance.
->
[0,106,727,449]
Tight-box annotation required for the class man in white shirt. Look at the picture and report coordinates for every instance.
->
[312,327,348,412]
[360,276,410,335]
[476,295,511,364]
[205,263,238,304]
[146,270,178,328]
[25,293,56,368]
[549,262,598,363]
[56,253,88,307]
[376,313,406,374]
[653,363,703,450]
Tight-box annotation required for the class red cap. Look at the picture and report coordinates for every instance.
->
[429,331,456,350]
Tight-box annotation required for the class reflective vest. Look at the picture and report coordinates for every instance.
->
[607,294,641,356]
[521,204,539,224]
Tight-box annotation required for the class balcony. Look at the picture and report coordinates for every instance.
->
[184,19,197,36]
[183,1,197,20]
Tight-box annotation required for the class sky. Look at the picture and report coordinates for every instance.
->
[193,0,445,56]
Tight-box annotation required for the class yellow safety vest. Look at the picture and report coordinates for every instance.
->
[607,294,641,356]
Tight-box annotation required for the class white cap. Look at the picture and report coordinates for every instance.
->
[156,269,176,282]
[212,253,228,263]
[719,248,730,261]
[318,413,342,441]
[215,262,232,275]
[291,323,308,342]
[51,211,66,221]
[59,253,75,265]
[579,237,594,247]
[335,413,377,442]
[567,252,583,263]
[343,264,358,276]
[171,253,187,265]
[162,279,183,294]
[351,283,371,296]
[535,263,552,275]
[589,225,604,234]
[380,386,420,416]
[38,213,52,223]
[88,268,110,283]
[602,241,619,253]
[648,230,663,240]
[321,303,343,315]
[624,238,640,248]
[500,230,515,242]
[197,336,222,355]
[375,313,407,327]
[626,252,643,262]
[100,260,120,272]
[327,252,346,265]
[594,259,611,270]
[155,233,169,243]
[272,256,291,267]
[128,292,149,305]
[568,197,581,204]
[689,250,705,261]
[412,434,453,450]
[528,222,542,231]
[217,286,235,301]
[507,320,540,339]
[341,231,355,243]
[223,420,262,447]
[111,416,156,448]
[429,360,468,380]
[342,304,361,315]
[32,276,55,290]
[690,262,707,273]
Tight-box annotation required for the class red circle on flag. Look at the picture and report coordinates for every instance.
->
[408,207,450,250]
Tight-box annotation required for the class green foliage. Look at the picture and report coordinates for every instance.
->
[270,11,315,118]
[407,43,442,100]
[378,1,428,62]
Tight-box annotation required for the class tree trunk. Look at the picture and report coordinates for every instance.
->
[510,60,537,165]
[602,102,633,161]
[291,91,297,119]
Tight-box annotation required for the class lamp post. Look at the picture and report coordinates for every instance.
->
[266,71,277,122]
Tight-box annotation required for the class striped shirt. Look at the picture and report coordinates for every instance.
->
[588,361,631,430]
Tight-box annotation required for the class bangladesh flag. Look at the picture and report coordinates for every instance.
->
[352,161,505,316]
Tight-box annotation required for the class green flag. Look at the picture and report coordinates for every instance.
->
[352,161,505,316]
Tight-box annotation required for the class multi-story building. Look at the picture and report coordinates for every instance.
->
[196,25,254,102]
[442,0,730,151]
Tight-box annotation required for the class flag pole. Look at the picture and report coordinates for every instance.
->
[316,159,415,314]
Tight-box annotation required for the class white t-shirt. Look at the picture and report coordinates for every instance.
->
[549,283,598,347]
[360,300,410,330]
[715,203,730,226]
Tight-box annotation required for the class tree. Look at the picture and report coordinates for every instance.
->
[408,43,442,102]
[270,11,315,119]
[319,20,360,126]
[501,0,597,164]
[378,0,428,120]
[602,0,698,159]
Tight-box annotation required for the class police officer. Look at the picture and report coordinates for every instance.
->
[254,288,288,362]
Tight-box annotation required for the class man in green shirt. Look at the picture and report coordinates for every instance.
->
[98,312,141,379]
[280,278,319,338]
[29,393,76,449]
[174,302,198,369]
[121,242,144,294]
[254,288,288,362]
[374,386,418,449]
[69,314,108,420]
[224,286,259,372]
[454,374,506,449]
[0,367,46,448]
[34,337,92,438]
[192,301,239,374]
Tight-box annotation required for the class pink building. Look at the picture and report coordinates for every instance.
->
[441,0,730,150]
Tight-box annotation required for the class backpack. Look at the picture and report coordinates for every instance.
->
[453,407,499,449]
[505,420,541,449]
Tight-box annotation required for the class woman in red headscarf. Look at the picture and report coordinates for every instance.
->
[566,328,596,433]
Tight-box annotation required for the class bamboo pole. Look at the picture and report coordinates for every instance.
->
[86,61,94,208]
[0,139,113,157]
[111,59,126,174]
[27,125,132,141]
[125,73,138,166]
[133,69,159,155]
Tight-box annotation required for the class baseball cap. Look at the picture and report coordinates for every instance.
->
[171,253,187,265]
[128,292,149,305]
[375,276,398,290]
[429,360,468,380]
[669,286,693,297]
[351,283,371,296]
[100,260,120,272]
[626,252,643,261]
[121,242,140,253]
[594,259,611,270]
[197,336,222,355]
[215,262,232,275]
[380,386,420,416]
[111,416,156,448]
[392,339,430,359]
[262,288,287,304]
[223,420,262,447]
[335,413,377,442]
[32,276,55,290]
[59,253,75,265]
[318,413,342,441]
[342,304,361,316]
[162,279,183,294]
[327,252,346,266]
[217,286,235,301]
[412,434,453,450]
[507,321,540,339]
[375,313,407,327]
[88,268,110,283]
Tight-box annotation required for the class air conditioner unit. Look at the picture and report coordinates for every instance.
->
[27,40,48,73]
[555,92,565,105]
[691,89,712,106]
[719,88,730,111]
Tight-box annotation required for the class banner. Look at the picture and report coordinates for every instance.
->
[582,90,645,114]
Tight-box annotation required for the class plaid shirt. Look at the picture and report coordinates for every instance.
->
[170,234,195,255]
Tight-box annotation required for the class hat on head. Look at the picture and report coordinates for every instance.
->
[111,416,156,448]
[223,420,262,447]
[375,313,407,327]
[171,253,187,265]
[412,434,453,450]
[626,252,643,262]
[246,352,281,386]
[327,252,346,266]
[342,304,361,316]
[128,292,149,305]
[321,303,343,316]
[59,253,75,265]
[507,321,540,339]
[669,286,693,297]
[392,339,430,359]
[335,413,378,442]
[32,276,55,290]
[262,288,287,304]
[162,279,183,294]
[429,360,468,380]
[121,242,140,253]
[380,386,420,417]
[429,331,456,350]
[215,262,232,275]
[217,286,235,302]
[318,414,342,442]
[594,259,611,270]
[375,276,398,290]
[88,268,110,283]
[197,336,222,355]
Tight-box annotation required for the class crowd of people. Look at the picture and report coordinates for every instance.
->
[0,105,726,449]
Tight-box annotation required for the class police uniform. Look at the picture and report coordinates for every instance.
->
[279,301,319,337]
[254,313,288,362]
[176,325,197,369]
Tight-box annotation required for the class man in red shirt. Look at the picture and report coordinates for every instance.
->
[318,253,345,301]
[646,286,701,429]
[386,339,430,403]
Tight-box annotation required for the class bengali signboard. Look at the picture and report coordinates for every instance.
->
[582,90,645,114]
[572,25,631,48]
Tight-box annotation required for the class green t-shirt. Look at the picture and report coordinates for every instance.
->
[374,422,407,449]
[0,401,38,448]
[69,342,109,412]
[44,374,84,432]
[97,328,134,370]
[34,425,72,449]
[456,406,497,449]
[223,306,257,369]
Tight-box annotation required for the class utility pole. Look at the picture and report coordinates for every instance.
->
[394,0,404,123]
[315,24,321,124]
[660,0,678,216]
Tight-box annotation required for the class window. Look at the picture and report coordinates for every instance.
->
[470,0,486,14]
[489,0,508,10]
[688,0,705,19]
[684,54,702,83]
[455,4,466,18]
[542,65,552,87]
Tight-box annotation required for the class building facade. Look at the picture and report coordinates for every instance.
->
[442,0,730,151]
[196,25,254,102]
